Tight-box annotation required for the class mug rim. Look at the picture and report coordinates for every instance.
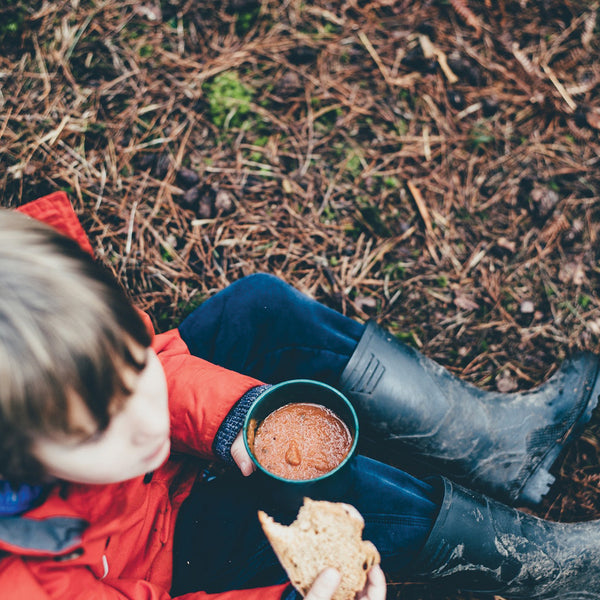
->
[242,378,359,485]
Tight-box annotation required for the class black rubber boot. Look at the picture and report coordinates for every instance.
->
[340,321,600,505]
[411,477,600,599]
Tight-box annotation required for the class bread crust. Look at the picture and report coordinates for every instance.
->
[258,498,380,600]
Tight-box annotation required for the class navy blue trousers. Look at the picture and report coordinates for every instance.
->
[172,274,439,594]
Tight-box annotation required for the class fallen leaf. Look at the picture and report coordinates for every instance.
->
[454,292,479,311]
[558,260,585,285]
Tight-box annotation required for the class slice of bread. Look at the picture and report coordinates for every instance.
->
[258,498,380,600]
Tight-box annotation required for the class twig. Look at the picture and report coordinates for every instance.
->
[541,63,577,112]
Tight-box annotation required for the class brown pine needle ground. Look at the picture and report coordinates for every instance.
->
[1,1,599,598]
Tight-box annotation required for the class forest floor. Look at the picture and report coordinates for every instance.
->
[1,1,599,598]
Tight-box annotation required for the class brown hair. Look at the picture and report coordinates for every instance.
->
[0,209,152,484]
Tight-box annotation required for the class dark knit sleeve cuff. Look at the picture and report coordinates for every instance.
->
[212,384,271,463]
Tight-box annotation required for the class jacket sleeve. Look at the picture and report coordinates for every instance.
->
[1,555,289,600]
[153,328,265,458]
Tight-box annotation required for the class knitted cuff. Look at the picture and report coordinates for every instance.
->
[212,384,272,463]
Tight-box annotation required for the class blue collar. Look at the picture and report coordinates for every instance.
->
[0,481,44,517]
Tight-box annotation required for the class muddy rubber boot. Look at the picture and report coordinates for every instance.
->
[340,321,600,505]
[410,477,600,599]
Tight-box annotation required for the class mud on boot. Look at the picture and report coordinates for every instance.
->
[410,477,600,599]
[340,321,600,505]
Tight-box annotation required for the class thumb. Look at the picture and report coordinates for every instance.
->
[304,569,341,600]
[230,430,256,476]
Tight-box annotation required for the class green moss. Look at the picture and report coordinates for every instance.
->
[203,71,254,129]
[579,294,591,309]
[321,205,336,222]
[0,3,27,48]
[235,4,261,35]
[346,153,362,177]
[384,176,401,189]
[139,44,153,57]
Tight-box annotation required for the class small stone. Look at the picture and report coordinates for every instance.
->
[481,97,499,116]
[447,90,465,109]
[275,71,302,97]
[176,168,200,188]
[496,369,518,393]
[520,300,535,314]
[558,260,585,286]
[180,186,200,210]
[214,189,234,214]
[197,194,213,219]
[529,186,559,219]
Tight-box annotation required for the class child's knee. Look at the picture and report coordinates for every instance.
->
[227,273,297,317]
[232,273,292,301]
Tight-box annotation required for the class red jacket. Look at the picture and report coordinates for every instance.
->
[0,192,288,600]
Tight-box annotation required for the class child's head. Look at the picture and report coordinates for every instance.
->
[0,209,170,485]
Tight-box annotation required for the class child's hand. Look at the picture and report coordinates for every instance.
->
[356,565,386,600]
[304,568,341,600]
[231,430,257,476]
[304,566,386,600]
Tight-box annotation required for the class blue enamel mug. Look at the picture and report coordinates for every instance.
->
[243,379,359,513]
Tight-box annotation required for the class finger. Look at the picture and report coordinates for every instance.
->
[366,565,386,600]
[230,431,256,476]
[304,569,341,600]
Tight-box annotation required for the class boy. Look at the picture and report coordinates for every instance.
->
[1,192,600,600]
[0,193,384,599]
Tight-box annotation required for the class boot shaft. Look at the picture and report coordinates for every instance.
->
[412,477,600,599]
[340,321,600,504]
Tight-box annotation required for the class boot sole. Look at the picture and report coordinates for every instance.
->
[518,357,600,505]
